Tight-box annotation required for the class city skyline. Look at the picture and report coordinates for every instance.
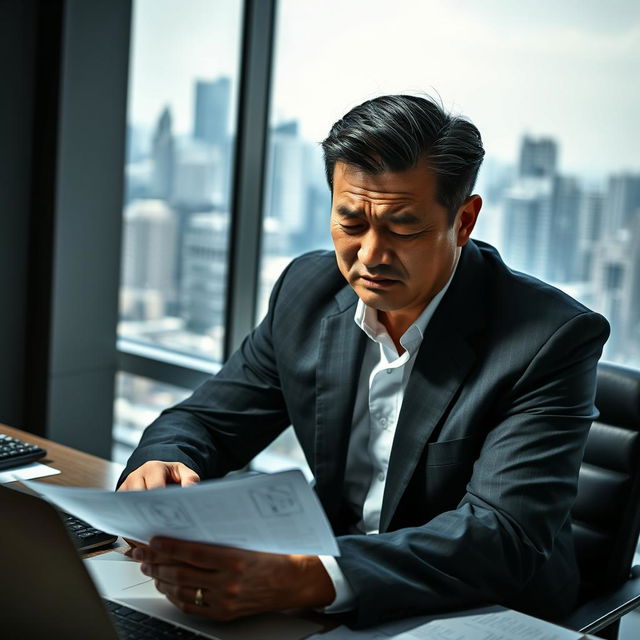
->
[121,71,640,371]
[114,0,640,466]
[129,0,640,182]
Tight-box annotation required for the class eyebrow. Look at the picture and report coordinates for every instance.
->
[335,205,421,225]
[335,205,363,219]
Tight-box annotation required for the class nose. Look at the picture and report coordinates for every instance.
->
[357,228,392,269]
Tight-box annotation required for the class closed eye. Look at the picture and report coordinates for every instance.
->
[389,230,423,239]
[340,224,366,234]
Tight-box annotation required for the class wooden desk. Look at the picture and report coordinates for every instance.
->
[1,423,123,490]
[1,423,127,556]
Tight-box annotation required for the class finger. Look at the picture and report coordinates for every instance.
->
[135,545,228,572]
[140,561,210,589]
[148,537,247,571]
[161,587,221,618]
[153,579,206,608]
[159,582,241,622]
[131,546,186,566]
[143,464,172,490]
[118,472,146,492]
[124,539,147,555]
[170,463,200,487]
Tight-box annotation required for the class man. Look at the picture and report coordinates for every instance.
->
[118,95,609,627]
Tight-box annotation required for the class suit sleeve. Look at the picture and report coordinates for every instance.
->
[117,262,294,488]
[335,311,610,627]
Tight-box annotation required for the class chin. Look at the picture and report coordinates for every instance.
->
[357,291,398,312]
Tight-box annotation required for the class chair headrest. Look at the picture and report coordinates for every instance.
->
[595,362,640,430]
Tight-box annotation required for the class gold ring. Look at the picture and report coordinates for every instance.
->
[194,587,204,606]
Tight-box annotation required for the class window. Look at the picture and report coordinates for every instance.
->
[114,0,640,468]
[260,0,640,364]
[115,0,243,457]
[119,0,243,364]
[254,0,640,466]
[113,373,191,464]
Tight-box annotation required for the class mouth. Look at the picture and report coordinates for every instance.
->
[359,274,400,289]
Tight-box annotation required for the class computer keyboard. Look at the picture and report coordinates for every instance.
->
[104,600,206,638]
[0,433,47,470]
[61,511,118,552]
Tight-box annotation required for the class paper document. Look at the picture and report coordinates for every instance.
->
[309,608,596,639]
[24,469,339,556]
[0,462,60,484]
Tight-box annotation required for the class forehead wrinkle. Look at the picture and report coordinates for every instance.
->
[341,190,417,209]
[341,184,418,199]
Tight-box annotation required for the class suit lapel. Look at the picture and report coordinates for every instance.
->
[379,241,488,532]
[379,330,476,532]
[314,286,365,522]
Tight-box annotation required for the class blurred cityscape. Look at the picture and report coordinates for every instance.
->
[120,75,332,364]
[115,74,640,463]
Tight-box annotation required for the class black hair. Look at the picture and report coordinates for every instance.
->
[321,94,485,225]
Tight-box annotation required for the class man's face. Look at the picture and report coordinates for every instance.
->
[330,160,479,323]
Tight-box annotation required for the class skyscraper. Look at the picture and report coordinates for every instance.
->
[193,77,231,148]
[180,213,228,335]
[502,177,553,278]
[265,121,307,240]
[603,173,640,236]
[173,139,225,208]
[150,107,175,201]
[519,136,557,179]
[591,216,640,363]
[548,175,582,283]
[120,199,178,321]
[576,190,604,281]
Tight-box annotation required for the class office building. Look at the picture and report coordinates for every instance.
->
[4,4,640,635]
[173,138,225,209]
[149,107,175,201]
[120,199,178,322]
[180,212,229,335]
[501,177,554,279]
[576,190,604,282]
[591,214,640,363]
[265,121,308,240]
[548,175,582,283]
[603,173,640,236]
[518,136,558,179]
[193,77,231,149]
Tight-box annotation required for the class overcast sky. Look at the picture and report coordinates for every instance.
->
[129,0,640,182]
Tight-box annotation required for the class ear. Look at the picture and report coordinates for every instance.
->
[455,195,482,247]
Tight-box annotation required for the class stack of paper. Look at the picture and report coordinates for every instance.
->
[24,469,339,556]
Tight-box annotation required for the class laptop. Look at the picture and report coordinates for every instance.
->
[0,484,323,639]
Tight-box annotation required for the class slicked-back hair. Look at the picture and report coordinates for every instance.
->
[321,95,485,226]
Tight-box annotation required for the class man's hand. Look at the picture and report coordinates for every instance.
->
[117,461,200,549]
[118,461,200,491]
[132,537,336,620]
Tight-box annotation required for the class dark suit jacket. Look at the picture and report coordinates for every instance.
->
[120,240,610,627]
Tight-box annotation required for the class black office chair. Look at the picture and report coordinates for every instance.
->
[562,361,640,639]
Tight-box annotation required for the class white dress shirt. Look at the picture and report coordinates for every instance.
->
[319,255,460,612]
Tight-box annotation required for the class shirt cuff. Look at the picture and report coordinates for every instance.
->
[317,555,356,613]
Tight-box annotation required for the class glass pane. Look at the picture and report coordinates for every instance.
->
[260,0,640,369]
[112,372,192,465]
[119,0,243,364]
[255,0,640,471]
[250,426,313,481]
